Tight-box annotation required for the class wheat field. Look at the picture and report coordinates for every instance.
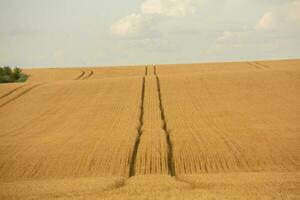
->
[0,59,299,199]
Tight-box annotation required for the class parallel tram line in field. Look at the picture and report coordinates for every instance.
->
[247,62,270,70]
[131,65,175,175]
[130,65,183,177]
[0,85,26,99]
[82,70,94,80]
[254,62,270,69]
[247,62,261,69]
[134,77,169,174]
[0,82,47,108]
[0,60,298,199]
[0,60,299,199]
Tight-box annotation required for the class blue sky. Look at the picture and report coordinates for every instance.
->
[0,0,299,67]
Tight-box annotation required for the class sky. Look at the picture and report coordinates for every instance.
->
[0,0,300,67]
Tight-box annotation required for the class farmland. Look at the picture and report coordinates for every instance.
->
[0,59,299,199]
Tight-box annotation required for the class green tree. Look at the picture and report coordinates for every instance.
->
[3,66,12,75]
[0,66,27,83]
[13,67,22,79]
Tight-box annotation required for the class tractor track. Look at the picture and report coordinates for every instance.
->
[247,62,261,69]
[0,82,47,108]
[254,62,270,69]
[129,66,147,177]
[154,65,175,176]
[129,65,176,177]
[0,85,26,99]
[74,70,85,80]
[82,70,94,80]
[248,62,270,70]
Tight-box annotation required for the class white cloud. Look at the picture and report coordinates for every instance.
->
[205,0,300,61]
[110,13,159,38]
[110,13,142,37]
[141,0,196,17]
[255,1,300,31]
[217,31,234,42]
[255,11,274,31]
[110,0,200,37]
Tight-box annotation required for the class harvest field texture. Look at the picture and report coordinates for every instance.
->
[0,59,299,199]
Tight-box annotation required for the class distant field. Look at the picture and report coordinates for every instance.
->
[0,59,299,199]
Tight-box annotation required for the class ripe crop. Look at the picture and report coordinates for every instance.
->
[0,60,299,199]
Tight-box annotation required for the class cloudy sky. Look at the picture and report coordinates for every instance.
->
[0,0,299,67]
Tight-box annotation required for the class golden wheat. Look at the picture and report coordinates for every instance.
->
[88,65,145,79]
[0,77,142,180]
[159,68,300,174]
[24,68,83,82]
[0,59,299,199]
[135,74,170,175]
